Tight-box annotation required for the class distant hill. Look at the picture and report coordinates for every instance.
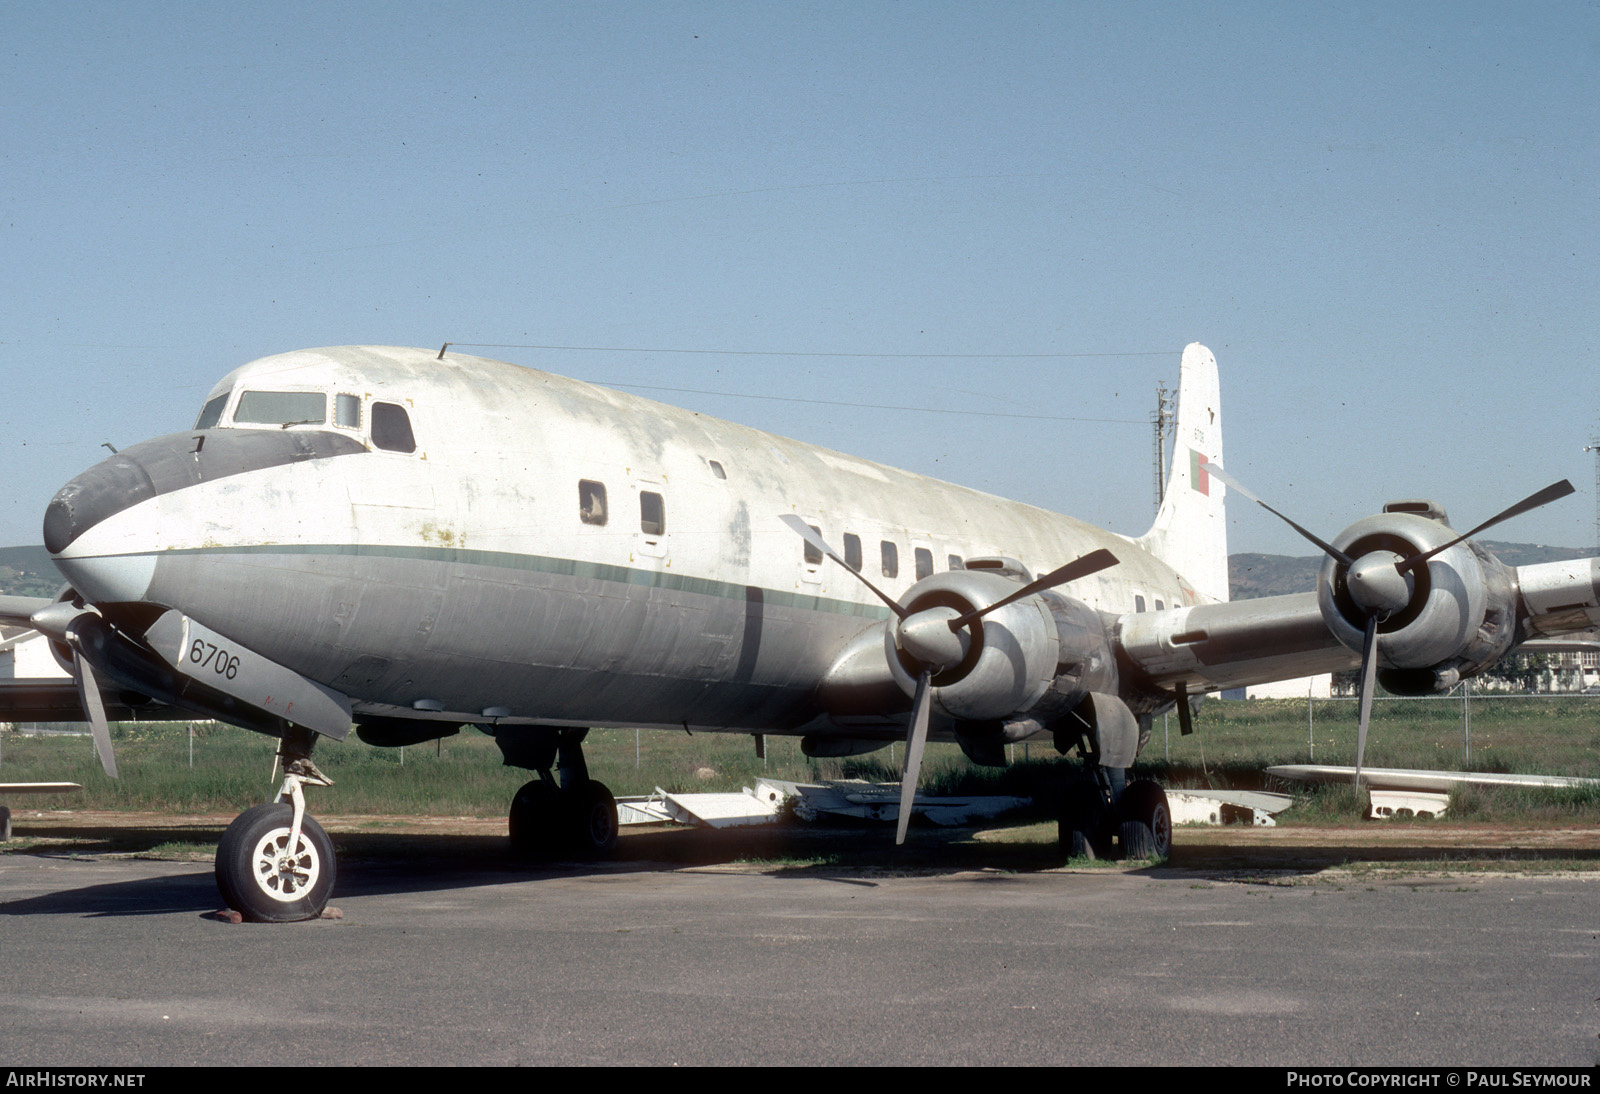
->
[1229,539,1595,601]
[1,540,1592,602]
[0,545,57,598]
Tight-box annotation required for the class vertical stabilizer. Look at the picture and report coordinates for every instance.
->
[1137,343,1228,604]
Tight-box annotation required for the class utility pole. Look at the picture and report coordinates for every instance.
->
[1151,380,1175,515]
[1585,439,1600,558]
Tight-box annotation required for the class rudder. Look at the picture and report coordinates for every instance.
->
[1137,343,1228,604]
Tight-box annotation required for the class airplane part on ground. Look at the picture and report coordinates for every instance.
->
[0,783,84,841]
[622,779,1035,829]
[1268,763,1600,819]
[1165,789,1292,827]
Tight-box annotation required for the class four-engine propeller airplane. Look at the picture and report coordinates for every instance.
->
[2,342,1596,922]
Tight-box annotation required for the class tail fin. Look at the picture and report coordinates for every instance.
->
[1137,343,1228,604]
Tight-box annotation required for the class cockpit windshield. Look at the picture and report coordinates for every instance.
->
[232,391,327,427]
[194,394,229,430]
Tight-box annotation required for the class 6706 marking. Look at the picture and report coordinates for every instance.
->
[189,638,240,680]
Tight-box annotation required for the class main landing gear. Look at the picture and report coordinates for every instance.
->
[1058,764,1171,864]
[215,728,337,922]
[501,728,619,859]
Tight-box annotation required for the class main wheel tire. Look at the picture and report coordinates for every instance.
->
[1058,783,1100,862]
[1119,779,1172,860]
[509,779,557,856]
[1058,818,1096,861]
[215,803,335,923]
[1117,819,1158,860]
[566,780,619,859]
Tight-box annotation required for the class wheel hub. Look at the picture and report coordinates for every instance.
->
[252,829,320,901]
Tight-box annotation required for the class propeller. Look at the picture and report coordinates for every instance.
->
[28,601,119,778]
[1207,467,1573,792]
[779,515,1118,843]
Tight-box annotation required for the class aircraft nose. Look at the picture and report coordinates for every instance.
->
[43,427,371,556]
[43,451,159,555]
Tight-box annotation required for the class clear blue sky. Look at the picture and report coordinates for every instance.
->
[3,2,1595,558]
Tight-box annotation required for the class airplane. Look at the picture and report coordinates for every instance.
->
[2,341,1596,923]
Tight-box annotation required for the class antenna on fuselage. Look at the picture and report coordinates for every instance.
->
[437,343,452,359]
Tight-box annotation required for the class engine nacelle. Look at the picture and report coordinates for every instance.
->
[1317,512,1516,694]
[884,570,1060,721]
[882,571,1120,728]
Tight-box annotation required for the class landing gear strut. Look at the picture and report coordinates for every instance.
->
[501,728,618,859]
[215,727,337,922]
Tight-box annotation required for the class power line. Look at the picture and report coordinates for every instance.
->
[443,341,1172,361]
[588,382,1145,424]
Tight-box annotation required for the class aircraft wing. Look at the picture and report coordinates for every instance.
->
[1117,593,1359,694]
[1118,550,1600,699]
[0,596,52,629]
[0,679,175,723]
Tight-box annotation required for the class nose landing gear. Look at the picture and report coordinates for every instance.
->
[215,730,337,922]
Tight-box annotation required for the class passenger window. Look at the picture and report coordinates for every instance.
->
[708,460,726,480]
[947,555,963,571]
[803,525,823,566]
[1135,595,1147,612]
[371,402,416,453]
[881,541,898,579]
[843,534,862,572]
[1155,599,1165,611]
[335,393,362,429]
[640,491,666,536]
[195,394,228,430]
[579,480,608,526]
[914,548,933,580]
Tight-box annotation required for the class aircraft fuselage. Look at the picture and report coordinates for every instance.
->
[45,345,1202,738]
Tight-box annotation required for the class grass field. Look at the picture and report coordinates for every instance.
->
[4,693,1599,826]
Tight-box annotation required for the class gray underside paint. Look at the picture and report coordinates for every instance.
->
[144,543,896,735]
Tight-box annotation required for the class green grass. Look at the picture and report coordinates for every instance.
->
[0,721,988,816]
[4,693,1598,825]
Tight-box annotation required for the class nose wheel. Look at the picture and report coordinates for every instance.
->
[216,799,335,922]
[215,734,337,922]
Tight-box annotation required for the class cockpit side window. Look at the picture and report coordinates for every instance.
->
[234,391,327,427]
[371,401,417,453]
[195,393,229,430]
[335,393,362,429]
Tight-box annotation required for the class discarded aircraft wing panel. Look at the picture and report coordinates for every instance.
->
[656,788,788,829]
[1267,765,1600,793]
[1166,790,1292,827]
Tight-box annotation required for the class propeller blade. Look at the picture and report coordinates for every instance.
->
[946,549,1119,632]
[71,649,119,779]
[778,515,907,620]
[1352,614,1379,794]
[895,668,934,846]
[1205,464,1355,567]
[1397,480,1575,575]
